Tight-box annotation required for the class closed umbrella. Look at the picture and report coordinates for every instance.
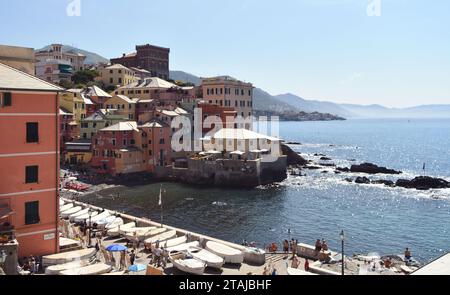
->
[106,244,127,252]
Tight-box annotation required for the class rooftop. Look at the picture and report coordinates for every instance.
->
[100,121,138,132]
[119,77,178,89]
[115,95,136,104]
[0,62,63,92]
[411,253,450,275]
[105,64,131,70]
[84,85,112,98]
[203,128,282,141]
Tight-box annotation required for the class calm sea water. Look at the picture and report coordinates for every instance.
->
[84,119,450,263]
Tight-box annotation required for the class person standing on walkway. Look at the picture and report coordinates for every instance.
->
[130,250,136,265]
[304,259,310,272]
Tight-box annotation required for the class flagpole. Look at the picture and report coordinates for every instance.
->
[160,184,163,228]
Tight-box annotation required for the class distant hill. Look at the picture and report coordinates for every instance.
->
[37,45,109,65]
[153,70,450,119]
[170,71,202,85]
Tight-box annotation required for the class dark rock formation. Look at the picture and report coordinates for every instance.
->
[281,144,308,166]
[320,156,332,161]
[396,176,450,190]
[355,176,371,184]
[286,141,302,145]
[344,178,353,183]
[350,163,402,175]
[336,167,350,173]
[314,153,326,157]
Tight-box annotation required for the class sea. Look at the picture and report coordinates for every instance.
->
[83,118,450,263]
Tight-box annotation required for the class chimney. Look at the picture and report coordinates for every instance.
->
[122,53,126,57]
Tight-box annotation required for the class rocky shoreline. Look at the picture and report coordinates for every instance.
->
[285,148,450,192]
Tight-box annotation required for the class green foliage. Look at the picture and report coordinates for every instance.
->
[58,79,74,89]
[72,69,99,85]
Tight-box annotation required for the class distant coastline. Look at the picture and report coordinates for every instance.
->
[254,110,346,122]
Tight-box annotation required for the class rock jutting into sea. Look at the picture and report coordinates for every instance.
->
[336,163,402,175]
[281,144,308,166]
[395,176,450,190]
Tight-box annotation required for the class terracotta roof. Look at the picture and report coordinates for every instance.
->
[0,62,63,92]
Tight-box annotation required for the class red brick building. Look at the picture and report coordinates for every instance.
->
[111,44,170,80]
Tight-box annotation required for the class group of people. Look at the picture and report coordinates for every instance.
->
[17,255,40,275]
[315,239,329,253]
[282,239,299,256]
[290,254,310,271]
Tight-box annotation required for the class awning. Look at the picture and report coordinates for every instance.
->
[0,206,15,219]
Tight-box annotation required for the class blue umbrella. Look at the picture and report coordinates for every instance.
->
[128,264,147,272]
[106,244,127,252]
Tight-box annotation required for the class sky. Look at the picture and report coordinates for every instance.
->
[1,0,449,107]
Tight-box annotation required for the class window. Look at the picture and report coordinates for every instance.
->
[241,89,244,96]
[81,123,88,128]
[118,78,122,84]
[159,138,165,144]
[110,70,113,74]
[118,70,122,74]
[248,90,251,96]
[130,139,135,145]
[25,165,38,184]
[1,92,12,106]
[220,88,223,95]
[26,122,39,143]
[82,133,87,139]
[123,139,127,146]
[110,78,113,84]
[25,201,40,225]
[149,150,152,156]
[235,101,238,107]
[112,139,116,146]
[148,140,152,144]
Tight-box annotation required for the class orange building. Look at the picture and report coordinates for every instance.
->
[0,62,62,257]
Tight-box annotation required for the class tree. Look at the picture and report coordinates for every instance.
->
[59,79,74,89]
[72,69,99,85]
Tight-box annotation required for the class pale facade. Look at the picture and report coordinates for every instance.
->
[201,76,253,118]
[104,95,137,120]
[97,64,137,87]
[0,44,35,75]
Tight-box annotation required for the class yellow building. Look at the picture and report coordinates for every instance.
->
[59,89,88,123]
[97,64,137,87]
[104,95,137,120]
[65,140,92,165]
[80,109,127,139]
[114,147,146,175]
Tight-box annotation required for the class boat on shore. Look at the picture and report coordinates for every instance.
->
[68,208,89,222]
[154,235,187,250]
[205,241,244,264]
[104,217,124,230]
[59,263,112,275]
[164,241,200,255]
[59,203,74,212]
[144,230,177,247]
[42,248,96,267]
[187,246,224,270]
[45,260,91,275]
[107,222,135,236]
[60,206,82,218]
[123,227,166,241]
[97,216,121,229]
[87,210,110,226]
[168,251,206,275]
[73,210,99,223]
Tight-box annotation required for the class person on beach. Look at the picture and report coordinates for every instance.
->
[315,239,322,252]
[271,268,278,275]
[291,255,300,269]
[304,259,310,272]
[262,266,269,275]
[130,250,136,265]
[283,240,289,253]
[132,232,139,252]
[404,248,412,260]
[322,240,329,252]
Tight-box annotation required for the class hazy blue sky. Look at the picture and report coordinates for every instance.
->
[1,0,449,107]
